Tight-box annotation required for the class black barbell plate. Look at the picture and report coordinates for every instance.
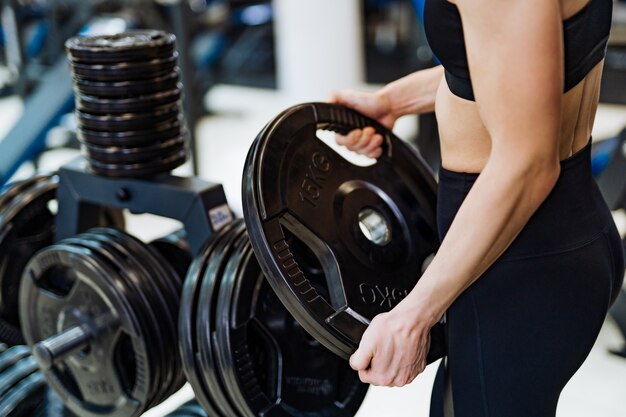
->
[0,355,39,399]
[0,177,57,345]
[92,228,185,401]
[70,53,178,82]
[76,104,180,132]
[78,118,183,147]
[75,87,182,115]
[149,230,193,284]
[242,103,443,361]
[81,135,187,165]
[179,220,241,417]
[66,31,176,64]
[215,233,369,417]
[196,222,247,417]
[0,176,124,346]
[0,346,31,373]
[0,174,50,211]
[66,234,167,410]
[86,147,189,178]
[20,244,151,417]
[72,69,180,98]
[0,371,47,416]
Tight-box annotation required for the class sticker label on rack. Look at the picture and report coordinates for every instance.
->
[209,204,233,231]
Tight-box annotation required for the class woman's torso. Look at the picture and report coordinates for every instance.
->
[430,0,607,173]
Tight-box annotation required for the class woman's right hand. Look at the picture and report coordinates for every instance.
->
[329,90,397,159]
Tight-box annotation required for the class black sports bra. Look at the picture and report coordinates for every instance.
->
[423,0,613,101]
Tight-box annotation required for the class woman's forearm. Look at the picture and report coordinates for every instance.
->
[378,66,444,117]
[401,152,560,324]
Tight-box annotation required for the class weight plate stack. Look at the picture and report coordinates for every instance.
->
[180,220,368,416]
[242,103,446,361]
[66,30,189,178]
[0,174,124,346]
[0,345,46,417]
[19,228,185,417]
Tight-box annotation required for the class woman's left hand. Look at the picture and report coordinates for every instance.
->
[349,307,433,387]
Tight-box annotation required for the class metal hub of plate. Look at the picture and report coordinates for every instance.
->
[0,174,123,346]
[242,103,445,361]
[19,229,183,417]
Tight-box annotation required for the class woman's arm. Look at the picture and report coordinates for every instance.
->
[330,66,443,158]
[351,0,564,386]
[378,65,444,116]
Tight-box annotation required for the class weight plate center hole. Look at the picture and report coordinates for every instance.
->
[358,208,391,246]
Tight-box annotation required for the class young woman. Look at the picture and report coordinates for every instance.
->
[331,0,624,415]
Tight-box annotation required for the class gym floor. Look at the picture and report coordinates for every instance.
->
[2,84,626,416]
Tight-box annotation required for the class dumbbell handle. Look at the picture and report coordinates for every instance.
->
[33,325,91,370]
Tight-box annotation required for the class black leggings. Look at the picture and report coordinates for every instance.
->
[430,141,624,417]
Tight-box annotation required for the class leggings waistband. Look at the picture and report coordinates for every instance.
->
[437,140,611,261]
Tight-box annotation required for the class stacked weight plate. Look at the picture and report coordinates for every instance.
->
[66,30,188,177]
[180,219,368,417]
[0,345,46,416]
[242,103,445,361]
[0,174,123,346]
[19,228,185,417]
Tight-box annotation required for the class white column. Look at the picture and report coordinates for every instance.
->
[273,0,365,102]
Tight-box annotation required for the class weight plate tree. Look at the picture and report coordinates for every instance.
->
[242,103,445,360]
[180,219,368,417]
[0,174,123,346]
[19,228,184,417]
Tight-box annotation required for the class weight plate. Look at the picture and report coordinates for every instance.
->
[242,103,443,360]
[71,53,178,82]
[82,135,187,165]
[73,69,180,98]
[0,355,38,398]
[87,147,189,178]
[64,234,166,410]
[216,233,368,417]
[179,220,240,417]
[76,103,180,131]
[196,222,247,417]
[0,349,46,417]
[149,230,193,282]
[66,31,176,64]
[75,87,182,115]
[0,174,50,211]
[0,346,31,373]
[78,118,183,147]
[0,371,46,416]
[0,175,124,346]
[93,228,185,402]
[20,244,152,417]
